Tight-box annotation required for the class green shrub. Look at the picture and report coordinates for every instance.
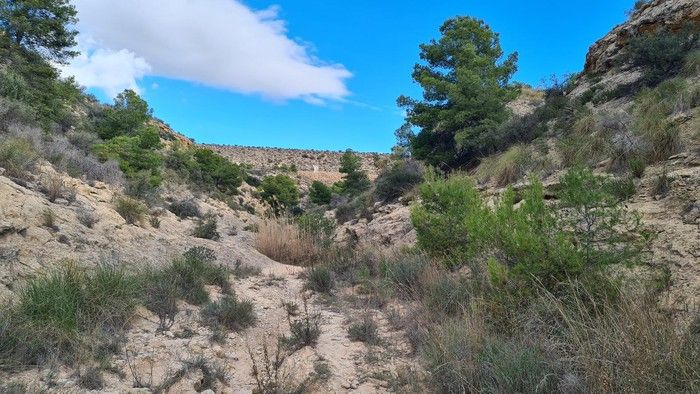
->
[259,174,299,213]
[0,263,140,369]
[297,212,335,249]
[167,247,229,304]
[347,315,380,344]
[0,136,38,178]
[411,174,492,266]
[114,196,148,225]
[201,294,256,332]
[374,159,424,201]
[168,200,201,219]
[192,214,220,241]
[632,78,697,162]
[309,181,332,205]
[336,149,370,195]
[305,266,334,293]
[622,24,699,86]
[412,168,648,292]
[94,89,151,140]
[142,270,179,331]
[604,177,636,201]
[683,49,700,76]
[93,134,163,186]
[334,193,373,224]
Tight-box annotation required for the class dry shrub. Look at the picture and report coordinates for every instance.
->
[255,218,317,266]
[544,288,700,392]
[475,144,551,187]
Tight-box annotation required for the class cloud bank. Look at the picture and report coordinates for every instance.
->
[62,0,351,103]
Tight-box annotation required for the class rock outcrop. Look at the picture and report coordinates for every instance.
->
[583,0,700,75]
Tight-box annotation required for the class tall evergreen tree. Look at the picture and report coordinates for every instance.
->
[398,16,518,170]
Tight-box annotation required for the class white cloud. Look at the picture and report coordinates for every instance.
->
[62,46,150,98]
[62,0,351,103]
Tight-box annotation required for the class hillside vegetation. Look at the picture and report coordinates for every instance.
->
[1,0,699,392]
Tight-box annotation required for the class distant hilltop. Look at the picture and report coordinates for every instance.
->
[205,144,387,177]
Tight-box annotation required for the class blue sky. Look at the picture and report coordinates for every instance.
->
[69,0,636,153]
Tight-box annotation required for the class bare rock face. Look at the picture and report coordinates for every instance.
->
[583,0,700,75]
[335,203,416,248]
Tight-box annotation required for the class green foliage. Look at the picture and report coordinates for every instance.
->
[297,212,335,248]
[169,199,201,219]
[374,159,424,201]
[632,78,698,162]
[93,134,163,186]
[309,181,332,205]
[398,16,519,169]
[142,269,179,331]
[411,174,492,266]
[0,0,78,63]
[201,294,256,332]
[305,266,334,293]
[114,196,148,225]
[384,254,428,296]
[347,315,380,344]
[412,168,648,291]
[94,90,152,140]
[192,214,220,241]
[280,300,321,350]
[167,247,229,305]
[0,263,140,369]
[165,146,244,195]
[0,135,38,178]
[622,24,699,86]
[423,318,556,394]
[259,174,299,213]
[336,150,370,195]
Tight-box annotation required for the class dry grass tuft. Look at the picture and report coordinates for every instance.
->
[255,218,317,266]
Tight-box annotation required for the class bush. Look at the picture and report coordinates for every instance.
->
[336,150,370,195]
[632,78,698,162]
[411,174,492,267]
[280,300,321,350]
[93,134,163,187]
[76,207,98,228]
[142,270,179,331]
[0,263,140,369]
[374,159,424,201]
[622,24,699,86]
[0,136,38,178]
[192,214,220,241]
[384,254,429,297]
[412,168,648,291]
[604,177,636,201]
[421,272,471,316]
[201,294,256,332]
[309,181,332,205]
[297,212,335,249]
[167,247,230,304]
[114,196,148,225]
[259,174,299,213]
[347,315,380,344]
[305,266,334,293]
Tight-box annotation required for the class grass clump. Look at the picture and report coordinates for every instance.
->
[201,294,256,332]
[192,214,220,240]
[0,136,38,178]
[114,195,148,225]
[142,270,179,331]
[632,78,699,163]
[0,263,140,370]
[305,266,334,293]
[347,314,380,344]
[255,217,320,266]
[167,247,230,304]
